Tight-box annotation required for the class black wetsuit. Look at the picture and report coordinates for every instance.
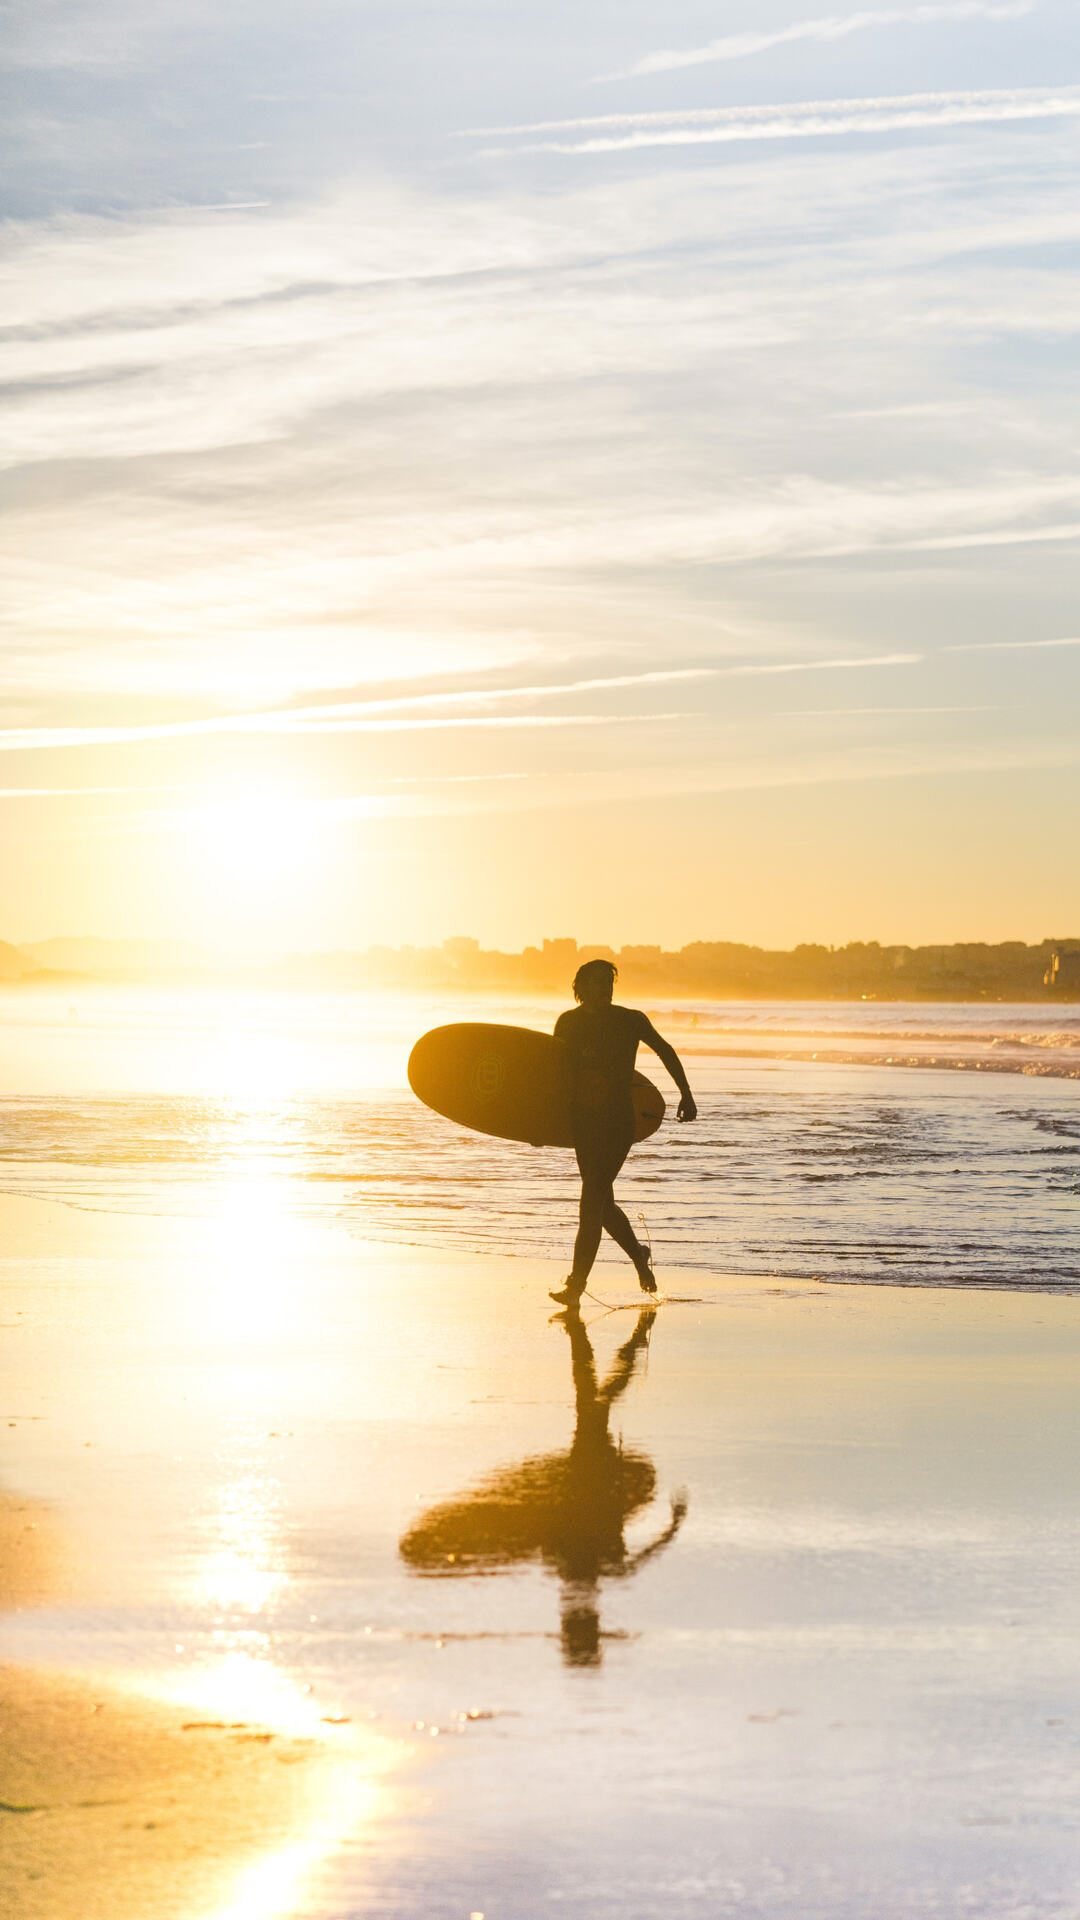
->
[554,1003,650,1184]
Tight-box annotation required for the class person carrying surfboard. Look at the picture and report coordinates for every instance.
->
[550,959,697,1306]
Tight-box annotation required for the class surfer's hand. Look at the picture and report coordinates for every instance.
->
[677,1093,697,1122]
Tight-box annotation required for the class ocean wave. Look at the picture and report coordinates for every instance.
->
[683,1024,1080,1046]
[678,1042,1080,1077]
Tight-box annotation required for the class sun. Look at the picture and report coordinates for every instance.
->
[200,785,312,888]
[176,781,328,941]
[166,778,395,949]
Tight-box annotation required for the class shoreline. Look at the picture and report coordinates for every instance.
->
[1,1184,1078,1298]
[2,1176,1078,1300]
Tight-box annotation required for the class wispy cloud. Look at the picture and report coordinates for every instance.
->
[603,1,1034,82]
[0,784,183,796]
[0,710,690,755]
[5,153,1080,718]
[474,86,1080,156]
[0,657,921,754]
[898,522,1080,551]
[778,704,996,714]
[383,770,532,785]
[4,122,1078,775]
[718,652,920,676]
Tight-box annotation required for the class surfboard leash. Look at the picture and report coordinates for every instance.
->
[637,1210,653,1262]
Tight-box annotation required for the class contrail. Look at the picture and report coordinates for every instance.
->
[718,652,921,676]
[0,710,690,754]
[464,83,1065,139]
[0,657,920,753]
[0,669,710,753]
[602,0,1034,82]
[0,785,183,796]
[470,85,1080,155]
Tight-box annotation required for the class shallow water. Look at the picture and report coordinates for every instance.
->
[4,1219,1080,1919]
[1,987,1077,1289]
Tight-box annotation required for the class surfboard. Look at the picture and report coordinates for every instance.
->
[407,1023,665,1148]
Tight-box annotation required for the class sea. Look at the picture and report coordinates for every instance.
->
[1,985,1078,1290]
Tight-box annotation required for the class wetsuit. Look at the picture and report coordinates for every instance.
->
[554,1003,650,1184]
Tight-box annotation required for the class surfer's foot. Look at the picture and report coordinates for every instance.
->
[549,1276,586,1306]
[635,1255,657,1294]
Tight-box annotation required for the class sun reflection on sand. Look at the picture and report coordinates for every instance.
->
[197,1470,288,1615]
[201,1174,304,1335]
[43,1650,405,1920]
[152,1646,330,1739]
[203,1802,383,1920]
[2,1490,405,1920]
[150,1653,399,1920]
[0,1103,424,1920]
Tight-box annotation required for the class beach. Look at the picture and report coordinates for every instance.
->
[4,1179,1080,1918]
[8,0,1079,1891]
[10,0,1080,1895]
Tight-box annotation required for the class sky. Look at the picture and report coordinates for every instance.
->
[2,0,1079,953]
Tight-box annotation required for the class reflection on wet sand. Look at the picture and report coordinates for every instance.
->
[0,1471,396,1920]
[400,1308,687,1665]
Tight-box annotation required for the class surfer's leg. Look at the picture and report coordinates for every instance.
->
[569,1177,606,1287]
[549,1187,604,1304]
[558,1130,610,1294]
[602,1198,641,1259]
[599,1126,655,1291]
[602,1199,655,1288]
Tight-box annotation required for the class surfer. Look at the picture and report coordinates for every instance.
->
[550,959,697,1306]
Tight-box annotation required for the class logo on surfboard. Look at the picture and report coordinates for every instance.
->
[471,1054,504,1100]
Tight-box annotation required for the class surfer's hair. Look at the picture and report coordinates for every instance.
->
[572,958,617,1002]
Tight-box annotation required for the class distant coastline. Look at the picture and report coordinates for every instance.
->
[3,933,1079,1001]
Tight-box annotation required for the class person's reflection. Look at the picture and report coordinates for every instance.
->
[399,1307,687,1666]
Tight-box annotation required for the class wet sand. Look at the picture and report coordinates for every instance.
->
[0,1664,378,1920]
[3,1190,1080,1918]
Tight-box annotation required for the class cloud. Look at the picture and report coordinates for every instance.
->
[383,770,531,784]
[475,86,1080,157]
[4,136,1079,727]
[1,0,291,73]
[0,657,924,753]
[603,1,1035,82]
[778,704,995,714]
[895,522,1080,551]
[0,784,181,796]
[718,652,920,676]
[0,709,691,755]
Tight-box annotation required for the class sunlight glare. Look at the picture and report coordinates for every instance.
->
[156,1648,322,1735]
[197,1468,288,1615]
[143,1651,402,1920]
[204,1174,301,1335]
[190,784,314,895]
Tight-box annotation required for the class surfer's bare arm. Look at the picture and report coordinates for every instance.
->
[623,1491,689,1574]
[639,1019,697,1121]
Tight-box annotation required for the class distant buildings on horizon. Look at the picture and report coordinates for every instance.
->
[3,932,1079,1000]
